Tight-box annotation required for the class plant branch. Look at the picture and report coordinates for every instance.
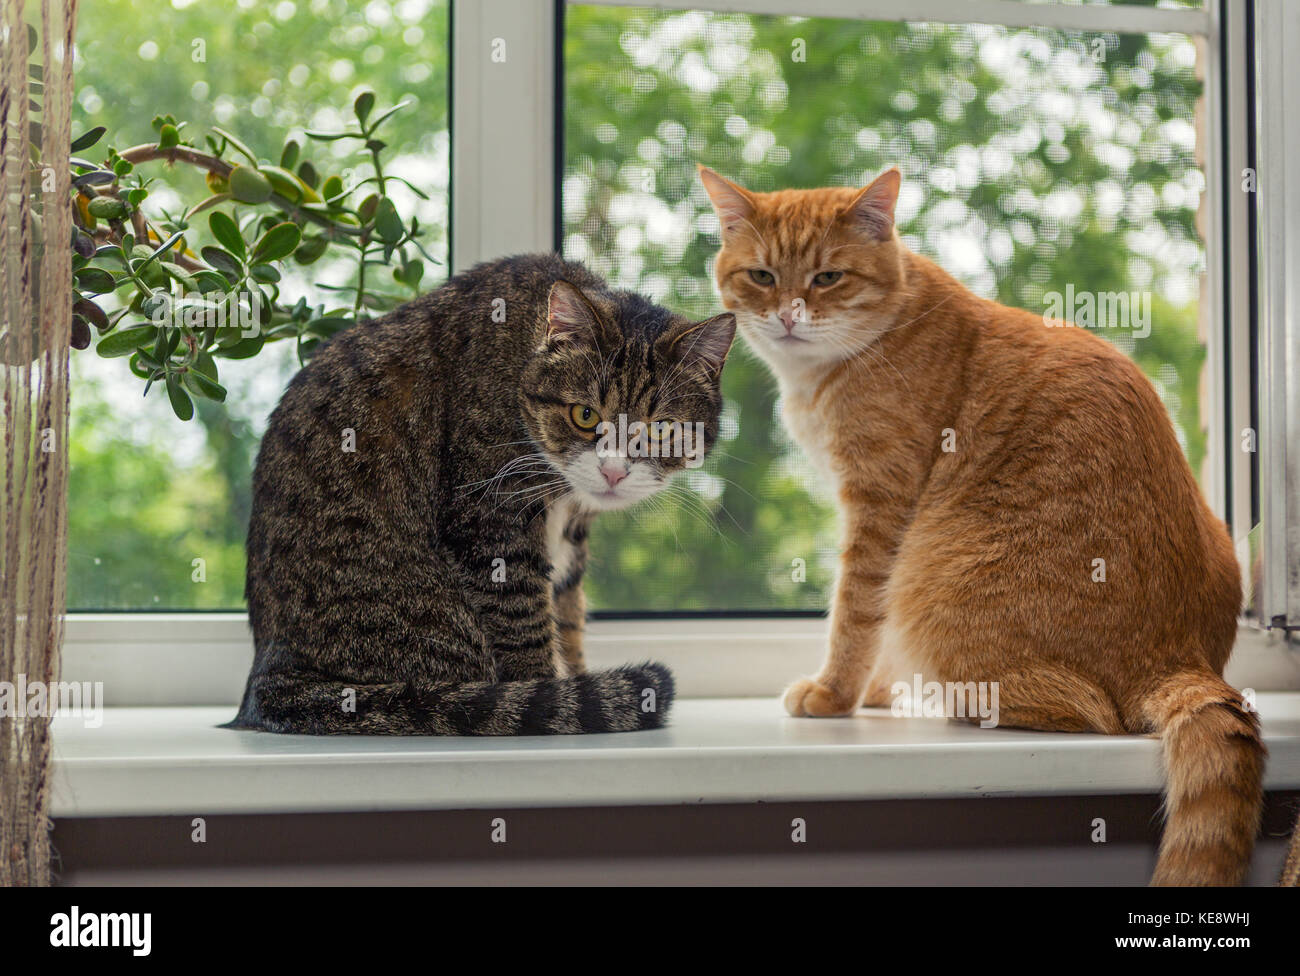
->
[116,143,368,238]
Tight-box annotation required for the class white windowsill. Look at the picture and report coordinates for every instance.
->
[50,694,1300,818]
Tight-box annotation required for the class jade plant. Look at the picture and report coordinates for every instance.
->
[66,93,435,420]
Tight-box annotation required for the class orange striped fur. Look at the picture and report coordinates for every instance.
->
[701,165,1264,886]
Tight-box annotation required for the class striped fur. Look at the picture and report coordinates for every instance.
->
[1144,671,1264,886]
[228,254,732,736]
[237,648,674,736]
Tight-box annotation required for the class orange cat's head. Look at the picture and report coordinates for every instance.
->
[698,166,907,374]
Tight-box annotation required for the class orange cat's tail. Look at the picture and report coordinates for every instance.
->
[1145,670,1265,886]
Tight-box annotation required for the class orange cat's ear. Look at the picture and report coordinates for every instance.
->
[547,280,608,345]
[698,165,755,239]
[842,168,901,240]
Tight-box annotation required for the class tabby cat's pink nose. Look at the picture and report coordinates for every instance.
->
[600,464,628,488]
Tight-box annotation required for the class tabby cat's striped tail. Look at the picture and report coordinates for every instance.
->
[225,662,674,736]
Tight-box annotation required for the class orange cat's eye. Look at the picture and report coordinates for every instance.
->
[569,404,602,432]
[813,271,844,287]
[748,269,775,286]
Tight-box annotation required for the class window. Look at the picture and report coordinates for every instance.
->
[564,3,1212,611]
[67,0,450,609]
[65,0,1290,694]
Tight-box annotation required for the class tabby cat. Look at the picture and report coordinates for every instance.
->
[699,165,1262,886]
[229,253,735,736]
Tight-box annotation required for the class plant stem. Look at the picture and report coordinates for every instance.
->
[116,143,369,239]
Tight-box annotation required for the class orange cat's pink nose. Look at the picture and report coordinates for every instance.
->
[779,310,797,332]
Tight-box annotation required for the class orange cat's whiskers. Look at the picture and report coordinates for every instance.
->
[875,293,954,338]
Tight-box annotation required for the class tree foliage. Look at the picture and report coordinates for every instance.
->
[66,2,1208,613]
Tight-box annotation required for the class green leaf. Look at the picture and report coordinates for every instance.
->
[228,165,273,204]
[166,373,194,420]
[70,126,105,152]
[364,99,411,134]
[183,368,227,403]
[163,263,198,292]
[320,175,345,203]
[136,232,185,277]
[93,244,127,267]
[293,235,329,265]
[127,352,153,380]
[96,325,156,358]
[373,197,403,243]
[395,259,424,290]
[251,221,301,264]
[208,211,246,260]
[210,126,259,165]
[73,170,114,188]
[74,267,117,294]
[354,91,376,126]
[193,351,218,380]
[303,129,362,142]
[154,327,180,362]
[214,334,265,359]
[249,263,281,283]
[305,316,352,338]
[297,160,320,189]
[280,139,300,170]
[158,123,180,149]
[200,245,243,280]
[87,196,128,220]
[188,270,229,295]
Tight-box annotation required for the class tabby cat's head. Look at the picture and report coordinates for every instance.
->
[698,165,907,374]
[521,281,735,512]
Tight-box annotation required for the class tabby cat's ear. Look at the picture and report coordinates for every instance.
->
[546,280,608,345]
[656,312,737,378]
[842,168,901,240]
[698,165,756,239]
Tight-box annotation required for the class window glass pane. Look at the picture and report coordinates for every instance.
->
[69,0,449,609]
[565,6,1207,611]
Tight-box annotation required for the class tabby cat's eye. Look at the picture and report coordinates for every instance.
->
[813,270,844,287]
[569,404,602,431]
[749,269,775,286]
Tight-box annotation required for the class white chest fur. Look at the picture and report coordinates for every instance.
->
[545,496,578,587]
[780,382,842,493]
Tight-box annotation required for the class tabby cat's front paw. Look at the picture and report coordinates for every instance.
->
[783,677,858,717]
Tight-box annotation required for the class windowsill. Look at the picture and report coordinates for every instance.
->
[50,694,1300,818]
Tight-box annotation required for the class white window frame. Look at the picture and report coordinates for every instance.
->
[65,0,1300,701]
[1254,0,1300,630]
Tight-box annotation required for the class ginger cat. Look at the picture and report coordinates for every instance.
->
[700,165,1263,886]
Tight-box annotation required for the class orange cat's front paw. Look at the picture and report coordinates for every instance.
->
[783,677,857,717]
